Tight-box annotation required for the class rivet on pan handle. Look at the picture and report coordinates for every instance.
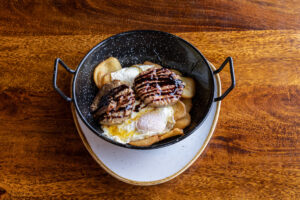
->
[53,58,75,102]
[213,57,236,101]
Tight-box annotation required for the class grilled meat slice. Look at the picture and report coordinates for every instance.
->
[90,80,122,113]
[91,81,135,125]
[134,67,185,107]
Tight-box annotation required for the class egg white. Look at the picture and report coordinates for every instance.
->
[102,101,175,144]
[110,65,155,86]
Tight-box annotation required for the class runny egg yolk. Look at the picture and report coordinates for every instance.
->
[105,125,137,140]
[102,107,153,141]
[101,102,174,143]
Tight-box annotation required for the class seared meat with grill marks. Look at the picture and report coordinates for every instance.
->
[90,80,135,125]
[90,80,122,113]
[134,67,185,107]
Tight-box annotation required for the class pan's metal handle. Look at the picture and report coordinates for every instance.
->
[53,58,75,102]
[213,57,235,101]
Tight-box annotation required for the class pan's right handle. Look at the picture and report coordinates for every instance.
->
[53,58,75,102]
[213,57,236,101]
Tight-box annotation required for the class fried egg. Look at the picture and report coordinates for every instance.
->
[102,101,175,144]
[110,65,155,86]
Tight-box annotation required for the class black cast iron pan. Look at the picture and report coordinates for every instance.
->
[53,30,235,149]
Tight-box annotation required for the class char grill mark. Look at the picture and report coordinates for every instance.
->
[90,80,122,113]
[134,67,184,107]
[92,81,135,125]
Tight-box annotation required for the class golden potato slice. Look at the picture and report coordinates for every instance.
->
[170,69,182,76]
[172,100,186,120]
[143,61,162,68]
[129,129,184,146]
[101,73,111,85]
[181,98,192,113]
[93,57,122,88]
[159,128,184,141]
[129,135,159,147]
[94,71,103,88]
[181,77,196,98]
[174,113,191,129]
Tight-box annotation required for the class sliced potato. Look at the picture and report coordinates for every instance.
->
[181,77,196,98]
[102,73,112,85]
[93,57,122,88]
[181,98,192,113]
[159,128,184,141]
[129,129,184,147]
[129,135,159,147]
[174,113,191,129]
[94,71,103,88]
[172,100,186,120]
[143,61,162,68]
[170,69,182,76]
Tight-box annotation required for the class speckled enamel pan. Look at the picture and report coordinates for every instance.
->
[53,30,235,149]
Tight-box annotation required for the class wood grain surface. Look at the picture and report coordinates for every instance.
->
[0,0,300,199]
[1,0,300,35]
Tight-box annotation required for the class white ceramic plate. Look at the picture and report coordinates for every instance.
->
[71,63,221,185]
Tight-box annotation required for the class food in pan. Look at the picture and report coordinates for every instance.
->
[90,57,196,146]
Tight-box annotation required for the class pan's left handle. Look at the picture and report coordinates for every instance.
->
[53,58,75,102]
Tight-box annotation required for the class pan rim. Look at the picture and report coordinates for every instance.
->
[72,30,215,149]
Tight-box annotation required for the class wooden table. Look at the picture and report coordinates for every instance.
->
[0,1,299,199]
